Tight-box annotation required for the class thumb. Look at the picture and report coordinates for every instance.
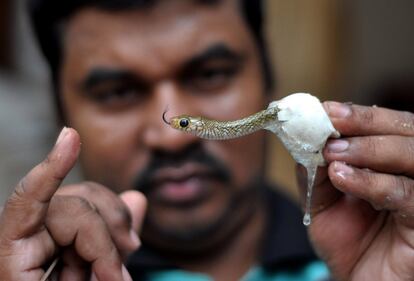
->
[119,190,147,234]
[0,127,81,239]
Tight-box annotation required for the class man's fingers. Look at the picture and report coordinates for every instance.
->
[15,127,80,203]
[56,183,142,256]
[119,190,147,234]
[91,266,132,281]
[324,135,414,178]
[0,127,80,239]
[324,101,414,137]
[46,195,128,281]
[59,247,89,281]
[328,161,414,228]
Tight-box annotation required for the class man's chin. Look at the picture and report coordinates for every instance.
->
[141,212,237,256]
[141,183,260,256]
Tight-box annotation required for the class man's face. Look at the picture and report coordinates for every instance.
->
[60,0,268,250]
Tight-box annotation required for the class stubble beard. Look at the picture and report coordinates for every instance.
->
[140,176,265,259]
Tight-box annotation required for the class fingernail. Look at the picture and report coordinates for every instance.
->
[327,139,349,153]
[122,264,133,281]
[55,127,69,145]
[130,229,141,248]
[334,162,353,179]
[327,102,351,118]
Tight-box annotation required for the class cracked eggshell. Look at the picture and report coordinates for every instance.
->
[266,93,339,167]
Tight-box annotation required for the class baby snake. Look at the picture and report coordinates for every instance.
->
[164,105,280,140]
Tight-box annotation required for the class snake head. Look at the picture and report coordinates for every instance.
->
[169,115,204,133]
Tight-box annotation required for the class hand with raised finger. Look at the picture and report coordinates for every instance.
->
[297,102,414,281]
[0,128,132,281]
[55,182,147,260]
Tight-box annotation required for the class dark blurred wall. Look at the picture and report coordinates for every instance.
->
[343,0,414,105]
[0,0,67,205]
[0,0,12,68]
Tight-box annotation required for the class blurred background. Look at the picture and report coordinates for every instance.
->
[0,0,413,204]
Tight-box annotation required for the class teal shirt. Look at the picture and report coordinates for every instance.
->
[147,261,330,281]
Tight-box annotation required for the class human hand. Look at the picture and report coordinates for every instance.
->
[55,182,147,261]
[0,128,146,281]
[297,102,414,281]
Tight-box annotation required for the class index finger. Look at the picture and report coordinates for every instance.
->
[324,101,414,137]
[0,127,80,239]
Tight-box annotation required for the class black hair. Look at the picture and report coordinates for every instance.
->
[27,0,274,119]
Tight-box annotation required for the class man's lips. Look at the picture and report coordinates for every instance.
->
[156,177,206,205]
[146,163,215,206]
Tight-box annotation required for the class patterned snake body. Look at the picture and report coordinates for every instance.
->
[168,106,279,140]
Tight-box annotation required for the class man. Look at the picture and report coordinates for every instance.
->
[1,0,414,280]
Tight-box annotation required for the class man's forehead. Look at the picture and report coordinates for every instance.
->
[63,0,248,78]
[64,0,241,47]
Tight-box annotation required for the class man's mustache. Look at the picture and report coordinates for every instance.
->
[133,143,231,194]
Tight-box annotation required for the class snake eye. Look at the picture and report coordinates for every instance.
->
[179,118,189,128]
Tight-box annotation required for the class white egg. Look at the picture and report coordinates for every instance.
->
[265,93,340,225]
[266,93,339,168]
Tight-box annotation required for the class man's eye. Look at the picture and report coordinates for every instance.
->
[88,84,144,107]
[185,65,239,92]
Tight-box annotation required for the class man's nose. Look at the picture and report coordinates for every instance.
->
[142,82,200,152]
